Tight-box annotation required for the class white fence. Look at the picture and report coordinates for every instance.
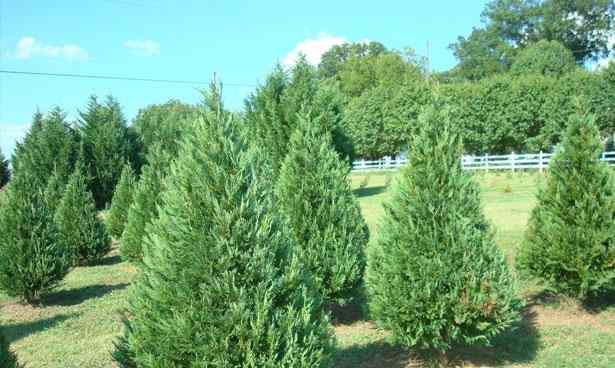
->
[352,151,615,172]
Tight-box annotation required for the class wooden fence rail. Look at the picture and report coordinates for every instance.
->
[352,151,615,172]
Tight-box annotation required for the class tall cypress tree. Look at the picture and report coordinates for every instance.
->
[114,110,333,367]
[518,114,615,298]
[119,148,169,263]
[276,114,367,305]
[0,171,70,303]
[0,149,9,188]
[80,95,134,209]
[55,164,111,265]
[366,104,520,352]
[107,164,136,238]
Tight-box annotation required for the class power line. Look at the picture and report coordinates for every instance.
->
[0,69,256,88]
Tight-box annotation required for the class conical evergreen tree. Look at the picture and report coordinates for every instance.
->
[0,327,19,368]
[55,164,111,265]
[79,95,134,209]
[366,104,520,352]
[276,114,367,305]
[0,171,70,303]
[119,148,169,263]
[113,111,333,367]
[518,114,615,298]
[0,149,9,188]
[107,164,136,238]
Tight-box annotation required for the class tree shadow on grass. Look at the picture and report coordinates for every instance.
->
[334,307,540,368]
[353,186,387,198]
[41,283,129,307]
[2,313,78,343]
[582,290,615,314]
[90,254,123,267]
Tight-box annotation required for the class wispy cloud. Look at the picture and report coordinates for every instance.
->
[283,33,347,67]
[124,40,160,56]
[15,36,89,61]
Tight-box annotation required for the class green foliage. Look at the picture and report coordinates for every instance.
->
[55,165,111,265]
[0,149,9,188]
[79,95,136,209]
[344,81,433,158]
[517,114,615,298]
[0,171,70,303]
[276,114,368,305]
[318,41,387,79]
[510,40,576,77]
[132,99,198,162]
[11,108,78,189]
[366,104,521,352]
[0,328,19,368]
[119,149,169,263]
[114,111,334,367]
[106,164,136,238]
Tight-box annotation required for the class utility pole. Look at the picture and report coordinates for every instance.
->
[426,40,431,80]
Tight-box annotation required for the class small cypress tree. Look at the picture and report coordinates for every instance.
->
[276,113,368,305]
[517,114,615,298]
[366,105,520,352]
[0,149,9,188]
[55,165,111,265]
[113,112,333,367]
[107,164,136,238]
[119,148,169,263]
[0,172,70,303]
[0,328,19,368]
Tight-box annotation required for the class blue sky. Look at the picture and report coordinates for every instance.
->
[0,0,491,155]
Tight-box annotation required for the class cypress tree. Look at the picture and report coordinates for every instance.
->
[0,171,70,303]
[0,149,9,188]
[119,148,169,263]
[107,164,136,238]
[366,105,520,352]
[55,165,111,265]
[113,111,333,367]
[79,95,134,209]
[517,114,615,298]
[276,114,367,305]
[0,328,19,368]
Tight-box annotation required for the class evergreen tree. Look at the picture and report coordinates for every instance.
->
[119,148,169,263]
[517,114,615,298]
[80,95,134,209]
[0,327,19,368]
[276,114,367,305]
[0,149,9,188]
[107,164,136,238]
[0,171,70,303]
[366,105,520,352]
[55,164,111,265]
[11,107,78,189]
[114,110,333,367]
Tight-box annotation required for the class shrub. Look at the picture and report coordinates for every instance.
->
[276,114,368,305]
[0,172,70,303]
[510,40,577,77]
[55,165,111,265]
[107,164,136,238]
[366,104,521,352]
[517,114,615,298]
[113,111,333,367]
[0,328,19,368]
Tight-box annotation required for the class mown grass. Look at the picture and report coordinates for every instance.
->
[1,171,614,367]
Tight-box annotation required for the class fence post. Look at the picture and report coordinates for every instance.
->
[539,151,543,173]
[511,152,515,173]
[602,152,606,162]
[484,153,488,172]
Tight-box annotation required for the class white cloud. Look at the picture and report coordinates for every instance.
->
[124,40,160,56]
[0,122,31,156]
[283,33,347,67]
[15,36,89,61]
[596,33,615,70]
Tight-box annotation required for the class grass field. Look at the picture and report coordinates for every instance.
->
[2,171,615,367]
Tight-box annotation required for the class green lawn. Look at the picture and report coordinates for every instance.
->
[2,171,614,367]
